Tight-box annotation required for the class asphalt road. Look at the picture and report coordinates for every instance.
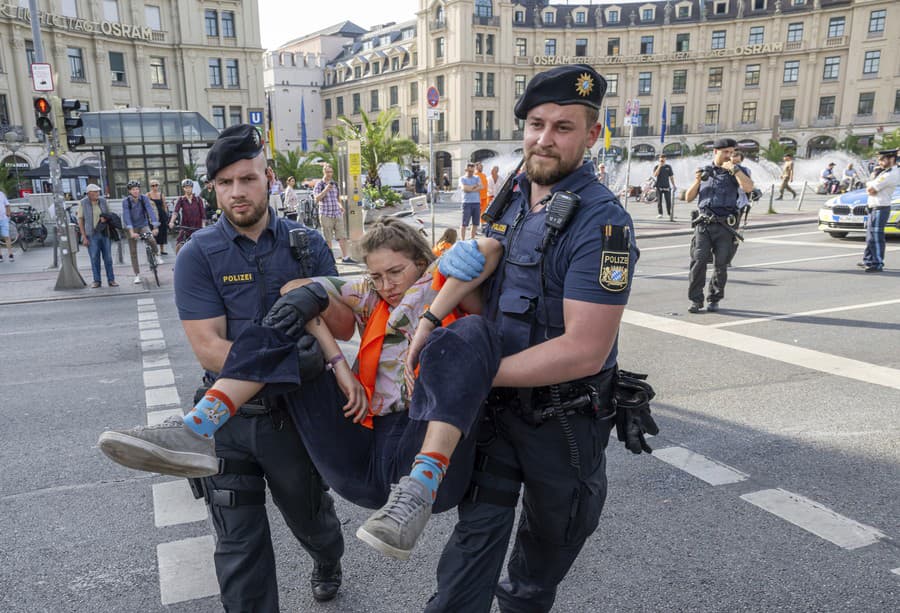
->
[0,225,898,612]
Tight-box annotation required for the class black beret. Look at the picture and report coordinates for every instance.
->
[712,137,738,149]
[206,124,265,180]
[877,149,897,157]
[514,64,606,120]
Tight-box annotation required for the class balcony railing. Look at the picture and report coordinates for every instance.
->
[633,126,655,137]
[511,129,524,140]
[667,124,688,135]
[434,131,449,143]
[812,116,837,127]
[825,35,847,47]
[472,15,500,26]
[471,130,500,141]
[785,41,803,51]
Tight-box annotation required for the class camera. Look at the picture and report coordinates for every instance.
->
[697,165,715,181]
[748,188,762,202]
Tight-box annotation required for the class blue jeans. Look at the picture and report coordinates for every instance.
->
[863,206,889,270]
[88,232,115,283]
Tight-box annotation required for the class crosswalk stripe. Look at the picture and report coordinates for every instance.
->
[142,339,166,352]
[652,446,749,485]
[740,489,886,550]
[139,319,161,330]
[157,536,219,605]
[138,311,159,321]
[143,368,175,388]
[152,480,209,527]
[138,304,157,312]
[147,408,182,425]
[140,328,165,341]
[143,353,170,369]
[146,385,180,408]
[137,298,155,305]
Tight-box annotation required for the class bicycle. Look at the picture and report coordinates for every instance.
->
[9,206,48,252]
[139,231,160,287]
[299,194,320,229]
[172,225,202,254]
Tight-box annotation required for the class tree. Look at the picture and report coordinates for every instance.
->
[272,148,322,184]
[838,134,872,157]
[183,161,198,181]
[875,127,900,152]
[0,165,19,197]
[760,139,791,163]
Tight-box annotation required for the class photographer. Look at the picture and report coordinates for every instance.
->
[684,138,753,313]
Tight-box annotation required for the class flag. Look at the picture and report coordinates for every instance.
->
[660,100,667,144]
[300,96,308,152]
[603,107,611,151]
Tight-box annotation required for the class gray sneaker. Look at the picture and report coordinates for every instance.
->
[356,476,433,560]
[97,416,218,478]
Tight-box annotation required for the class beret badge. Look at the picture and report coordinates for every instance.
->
[575,73,594,97]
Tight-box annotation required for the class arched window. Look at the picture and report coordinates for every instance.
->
[475,0,493,18]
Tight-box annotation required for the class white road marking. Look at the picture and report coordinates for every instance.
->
[638,231,823,252]
[622,310,900,391]
[711,298,900,328]
[157,536,219,605]
[137,298,155,305]
[138,304,157,313]
[652,446,749,485]
[748,238,866,250]
[138,311,159,321]
[641,252,861,278]
[892,567,900,576]
[143,354,170,369]
[740,489,886,550]
[152,480,208,527]
[139,319,161,330]
[146,386,181,408]
[147,409,182,425]
[143,368,175,388]
[140,328,164,341]
[142,340,166,352]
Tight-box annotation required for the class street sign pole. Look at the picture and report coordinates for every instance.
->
[623,100,636,211]
[426,86,440,245]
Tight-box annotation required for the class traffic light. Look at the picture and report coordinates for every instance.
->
[61,99,84,151]
[34,97,53,135]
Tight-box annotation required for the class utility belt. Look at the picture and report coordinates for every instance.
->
[487,367,616,427]
[197,378,284,418]
[691,211,739,228]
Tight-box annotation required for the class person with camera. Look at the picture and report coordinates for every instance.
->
[653,154,676,220]
[314,164,356,263]
[684,138,754,313]
[77,184,118,288]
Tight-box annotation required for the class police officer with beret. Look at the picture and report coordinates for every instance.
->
[859,149,898,272]
[423,64,656,612]
[114,125,345,608]
[684,137,754,313]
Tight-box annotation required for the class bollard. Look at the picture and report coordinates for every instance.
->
[767,184,776,214]
[796,181,808,211]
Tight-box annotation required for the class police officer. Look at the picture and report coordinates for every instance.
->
[423,64,655,613]
[859,149,899,272]
[115,125,344,609]
[684,137,754,313]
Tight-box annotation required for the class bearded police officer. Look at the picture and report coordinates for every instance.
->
[684,137,754,313]
[859,149,898,272]
[423,64,656,613]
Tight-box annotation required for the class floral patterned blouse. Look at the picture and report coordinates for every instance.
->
[312,262,440,417]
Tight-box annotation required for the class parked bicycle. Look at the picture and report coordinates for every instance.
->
[299,193,319,229]
[139,231,160,287]
[9,205,49,251]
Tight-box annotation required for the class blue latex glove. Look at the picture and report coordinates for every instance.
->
[438,239,485,281]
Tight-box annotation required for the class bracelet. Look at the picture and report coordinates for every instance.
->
[421,310,442,327]
[325,354,345,371]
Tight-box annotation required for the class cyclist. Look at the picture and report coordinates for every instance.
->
[169,179,205,253]
[122,180,160,284]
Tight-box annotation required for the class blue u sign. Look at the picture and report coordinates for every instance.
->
[248,111,263,126]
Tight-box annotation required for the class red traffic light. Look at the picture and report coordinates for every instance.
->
[34,97,51,114]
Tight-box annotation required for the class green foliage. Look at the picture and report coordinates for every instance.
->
[876,127,900,152]
[689,142,710,157]
[838,134,872,157]
[760,139,791,163]
[321,109,421,180]
[362,185,401,207]
[0,165,19,197]
[183,161,198,181]
[272,148,322,184]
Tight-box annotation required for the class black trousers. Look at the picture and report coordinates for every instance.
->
[657,187,673,217]
[688,221,736,305]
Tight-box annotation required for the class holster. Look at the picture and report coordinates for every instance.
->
[492,368,616,427]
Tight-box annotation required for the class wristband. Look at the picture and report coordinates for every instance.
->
[325,354,345,371]
[421,310,442,327]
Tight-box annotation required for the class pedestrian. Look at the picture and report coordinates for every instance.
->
[77,184,118,288]
[146,179,169,255]
[486,165,501,206]
[122,180,161,284]
[653,154,676,220]
[200,174,218,222]
[441,173,451,192]
[422,63,655,612]
[597,162,608,185]
[684,137,754,313]
[432,227,458,257]
[0,188,13,262]
[458,162,481,240]
[314,164,357,263]
[775,153,796,200]
[282,176,299,220]
[169,179,206,253]
[99,125,345,608]
[268,172,283,211]
[859,149,898,273]
[475,161,489,219]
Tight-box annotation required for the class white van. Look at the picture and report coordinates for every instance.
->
[378,162,412,194]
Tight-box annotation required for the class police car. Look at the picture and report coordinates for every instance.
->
[817,185,900,238]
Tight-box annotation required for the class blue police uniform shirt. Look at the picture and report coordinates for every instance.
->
[486,161,638,370]
[174,207,337,345]
[698,165,748,217]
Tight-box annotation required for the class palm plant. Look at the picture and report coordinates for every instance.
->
[760,139,791,163]
[321,109,421,181]
[0,165,19,197]
[272,148,322,184]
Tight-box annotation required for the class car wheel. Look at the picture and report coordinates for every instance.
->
[827,231,849,239]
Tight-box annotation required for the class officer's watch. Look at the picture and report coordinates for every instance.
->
[421,310,442,327]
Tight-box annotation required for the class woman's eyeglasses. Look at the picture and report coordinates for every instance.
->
[367,262,414,290]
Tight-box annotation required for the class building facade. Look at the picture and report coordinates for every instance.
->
[317,0,898,180]
[0,0,264,195]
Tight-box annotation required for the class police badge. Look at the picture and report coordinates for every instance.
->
[599,225,630,292]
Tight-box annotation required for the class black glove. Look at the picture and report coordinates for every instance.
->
[296,334,325,382]
[263,282,330,339]
[614,370,660,454]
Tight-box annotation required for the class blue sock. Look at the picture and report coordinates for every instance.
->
[409,452,449,503]
[182,390,236,438]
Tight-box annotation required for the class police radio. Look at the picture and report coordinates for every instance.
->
[289,228,312,276]
[538,191,581,252]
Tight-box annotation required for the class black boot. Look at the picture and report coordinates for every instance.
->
[311,561,342,602]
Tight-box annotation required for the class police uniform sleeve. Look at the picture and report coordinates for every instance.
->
[173,238,225,320]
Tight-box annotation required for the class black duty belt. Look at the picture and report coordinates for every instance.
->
[237,399,273,417]
[488,368,616,426]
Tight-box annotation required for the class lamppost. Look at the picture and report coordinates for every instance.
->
[4,130,24,196]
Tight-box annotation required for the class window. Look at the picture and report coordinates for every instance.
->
[103,0,118,22]
[205,9,218,37]
[671,105,685,127]
[435,37,444,59]
[705,104,719,126]
[818,96,835,118]
[745,64,760,87]
[676,33,690,52]
[708,67,723,89]
[475,34,483,55]
[391,119,400,135]
[642,8,653,21]
[575,38,588,56]
[324,99,332,119]
[753,0,766,9]
[225,59,239,88]
[607,109,617,130]
[640,36,654,55]
[607,38,620,56]
[678,5,690,18]
[827,17,845,38]
[435,5,445,23]
[514,10,524,23]
[516,38,527,57]
[109,51,126,84]
[607,74,618,96]
[145,5,161,31]
[544,39,556,55]
[336,97,344,115]
[894,90,900,115]
[475,0,493,18]
[67,47,85,80]
[208,59,222,87]
[61,0,78,17]
[544,12,554,24]
[391,57,399,71]
[436,75,444,96]
[352,93,361,114]
[741,101,757,124]
[869,10,886,34]
[474,110,483,134]
[370,90,379,112]
[714,1,728,14]
[638,107,650,129]
[229,106,242,126]
[353,66,361,79]
[787,23,803,43]
[638,72,652,95]
[26,40,35,72]
[822,57,840,80]
[389,86,398,106]
[410,82,418,104]
[486,34,494,55]
[711,30,726,50]
[779,99,795,122]
[672,69,687,93]
[575,11,585,24]
[222,11,236,38]
[515,75,526,97]
[150,56,166,86]
[208,106,226,130]
[0,94,9,126]
[474,72,483,97]
[372,62,380,75]
[486,73,495,97]
[863,51,880,75]
[411,117,419,141]
[783,60,799,83]
[857,92,875,116]
[608,9,619,23]
[748,26,764,45]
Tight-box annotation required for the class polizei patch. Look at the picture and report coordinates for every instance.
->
[599,250,629,292]
[222,272,254,284]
